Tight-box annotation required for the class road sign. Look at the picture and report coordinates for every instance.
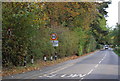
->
[50,33,58,40]
[51,40,59,47]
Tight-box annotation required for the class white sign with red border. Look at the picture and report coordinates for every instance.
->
[50,33,58,40]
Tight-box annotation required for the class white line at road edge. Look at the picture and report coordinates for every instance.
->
[46,74,57,78]
[82,74,86,77]
[60,74,67,77]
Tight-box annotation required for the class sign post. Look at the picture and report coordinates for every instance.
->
[50,33,59,47]
[50,33,59,60]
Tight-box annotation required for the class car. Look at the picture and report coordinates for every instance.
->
[105,46,108,49]
[103,45,109,50]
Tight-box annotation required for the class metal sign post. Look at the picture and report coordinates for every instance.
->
[50,33,59,47]
[50,33,59,60]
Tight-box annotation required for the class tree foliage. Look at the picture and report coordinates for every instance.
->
[2,2,110,67]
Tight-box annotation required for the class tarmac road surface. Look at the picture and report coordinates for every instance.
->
[3,49,120,81]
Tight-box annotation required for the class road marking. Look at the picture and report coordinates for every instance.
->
[71,74,79,78]
[43,74,47,76]
[99,61,102,64]
[46,74,57,78]
[19,50,103,79]
[66,74,83,78]
[79,74,84,78]
[81,77,84,80]
[39,74,84,78]
[49,64,74,75]
[82,74,86,77]
[95,64,99,68]
[67,74,74,77]
[61,74,67,77]
[101,58,104,61]
[98,53,107,64]
[26,63,74,79]
[38,76,42,77]
[80,51,107,80]
[36,63,74,78]
[87,69,93,75]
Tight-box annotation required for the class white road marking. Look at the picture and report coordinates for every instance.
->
[27,50,107,79]
[37,63,74,78]
[46,74,57,78]
[39,73,85,78]
[99,53,107,64]
[26,63,74,79]
[81,77,84,80]
[95,64,99,68]
[84,52,107,79]
[79,74,84,78]
[101,58,104,61]
[39,51,107,79]
[82,74,86,77]
[67,74,74,77]
[61,74,67,77]
[87,69,94,75]
[99,61,102,64]
[49,64,74,75]
[71,74,79,77]
[104,53,107,58]
[39,76,42,77]
[43,74,47,76]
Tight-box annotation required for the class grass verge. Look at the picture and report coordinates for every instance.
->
[114,50,120,56]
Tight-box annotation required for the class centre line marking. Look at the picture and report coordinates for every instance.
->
[99,61,102,64]
[87,69,94,75]
[95,64,99,68]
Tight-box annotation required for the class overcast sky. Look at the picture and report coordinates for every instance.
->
[106,0,120,28]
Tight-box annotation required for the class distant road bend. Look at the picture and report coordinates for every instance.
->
[3,49,120,81]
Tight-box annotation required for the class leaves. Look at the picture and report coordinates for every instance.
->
[2,2,109,68]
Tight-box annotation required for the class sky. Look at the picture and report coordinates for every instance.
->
[105,0,120,29]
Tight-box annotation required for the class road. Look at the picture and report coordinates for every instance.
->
[3,50,120,81]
